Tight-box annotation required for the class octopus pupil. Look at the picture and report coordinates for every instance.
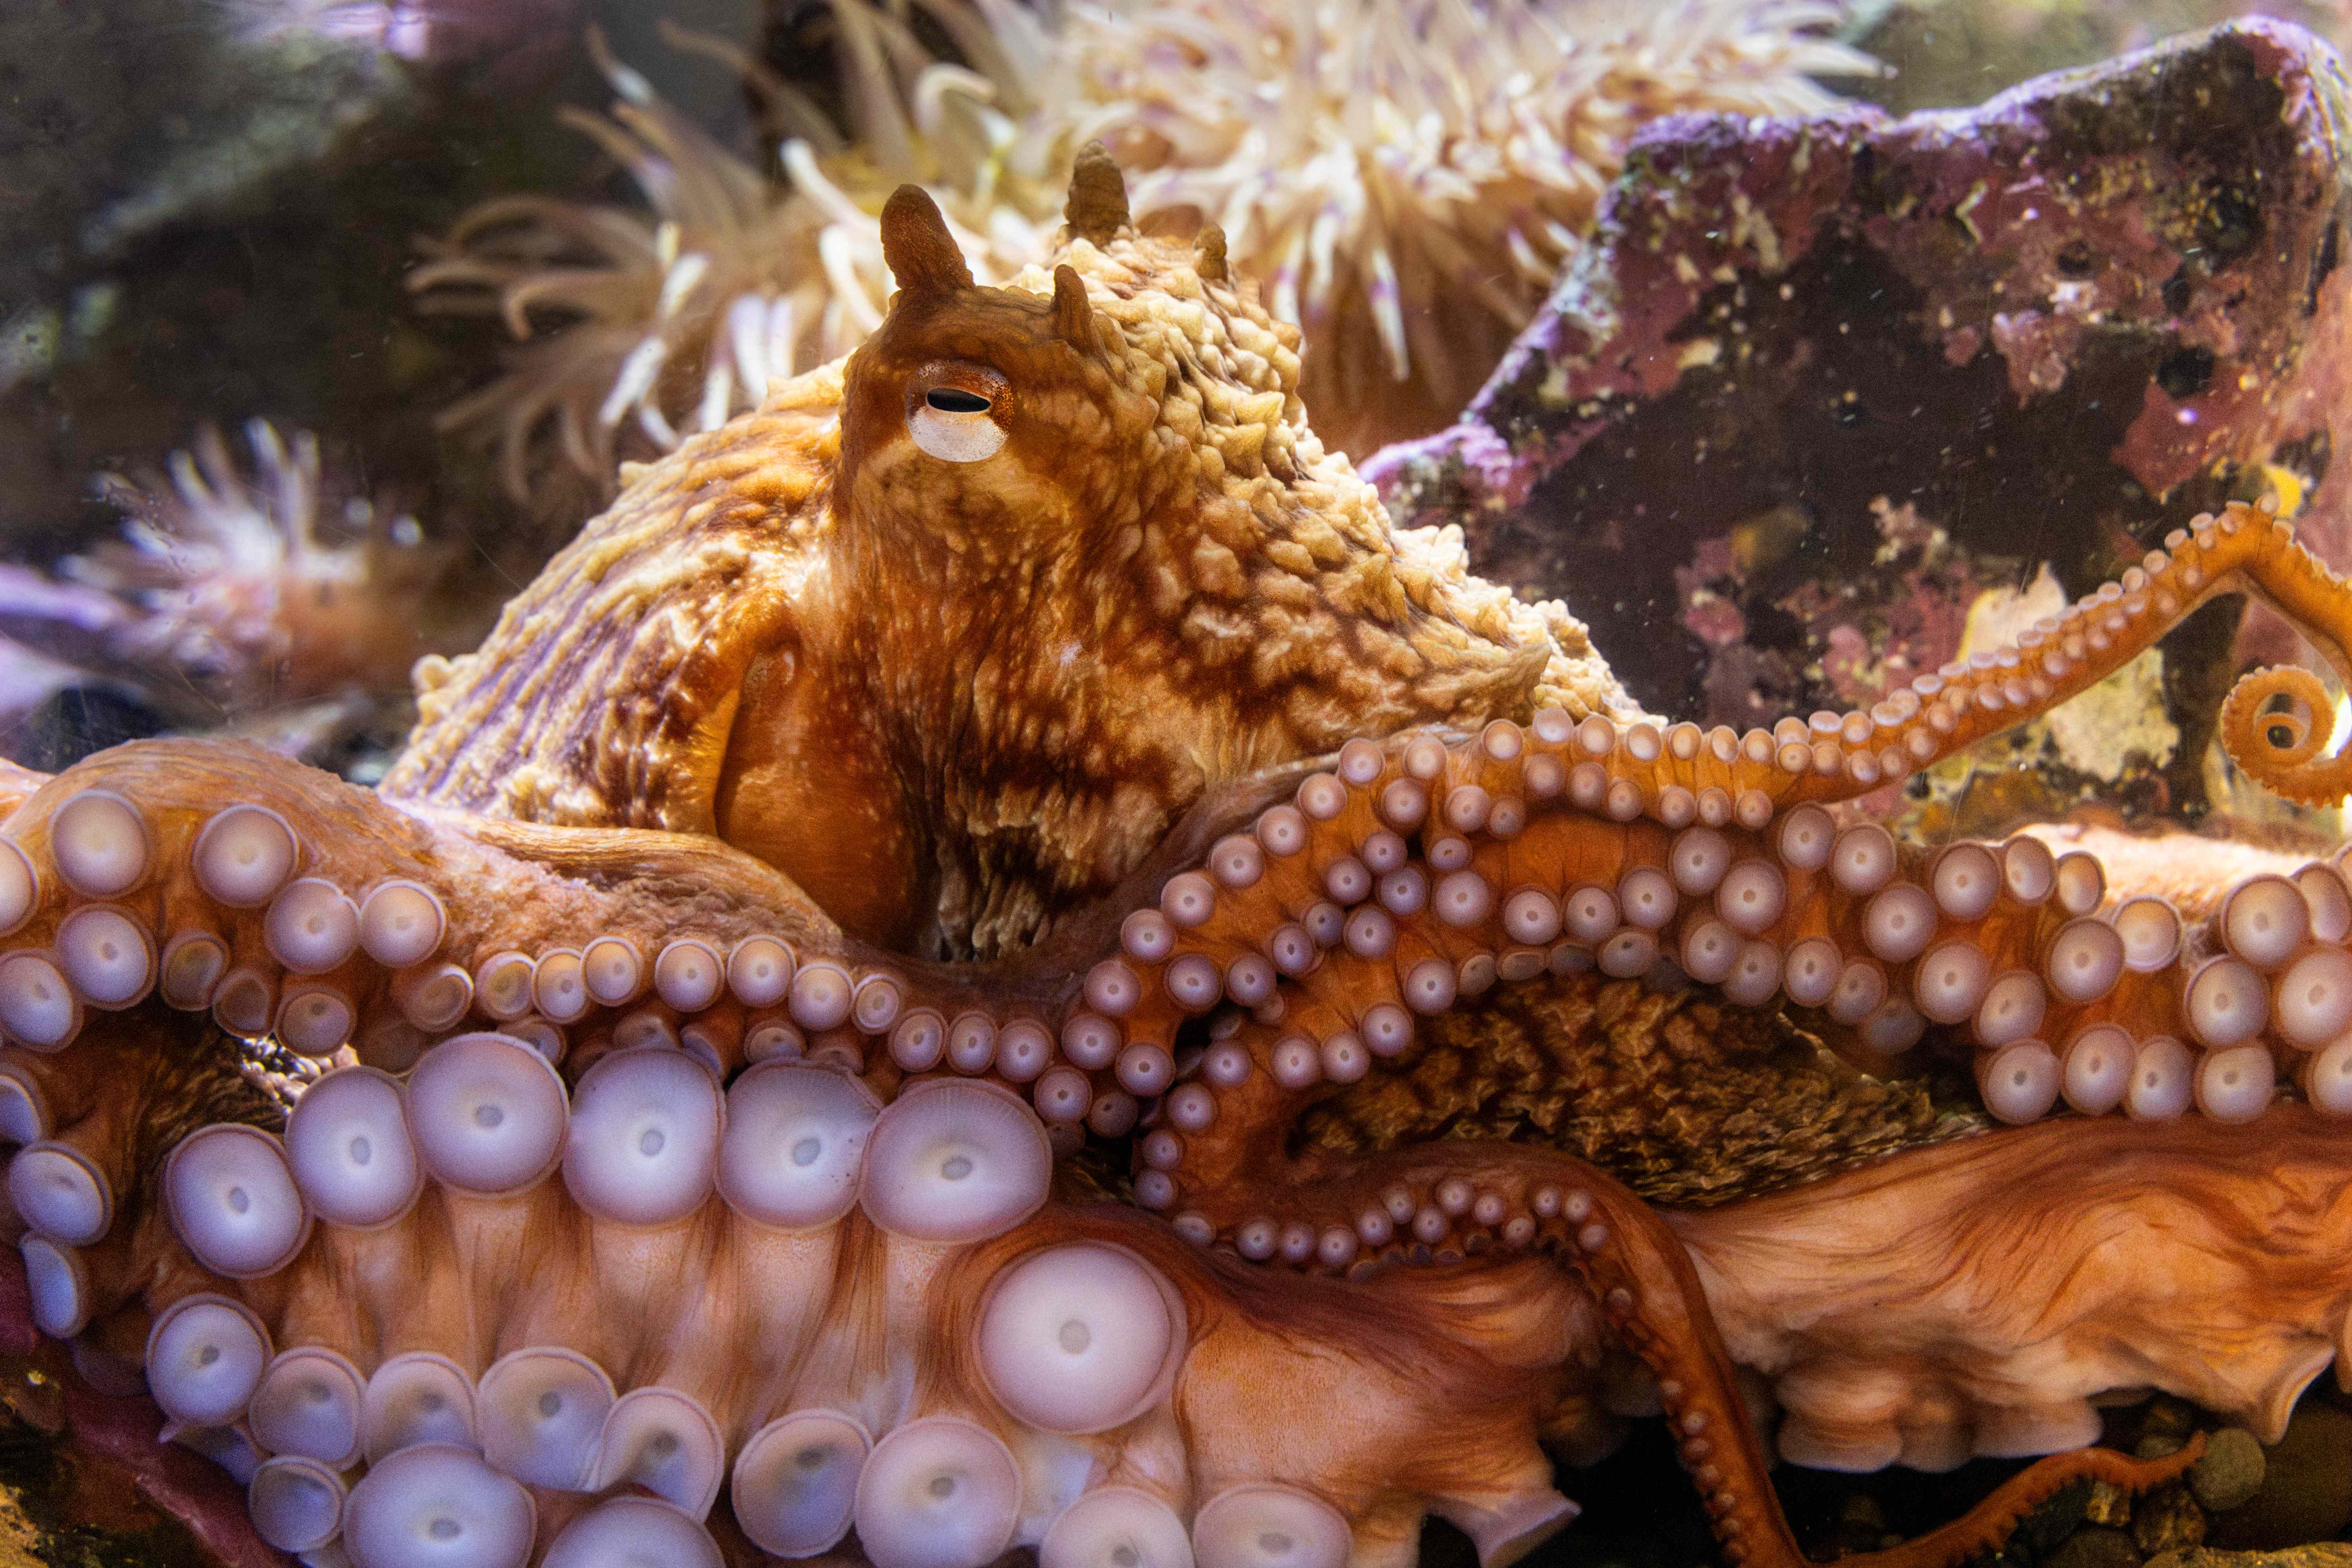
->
[792,1136,822,1167]
[926,387,991,414]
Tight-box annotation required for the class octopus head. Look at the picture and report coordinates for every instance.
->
[838,147,1322,579]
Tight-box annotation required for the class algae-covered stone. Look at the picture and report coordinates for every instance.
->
[2049,1526,2144,1568]
[2145,1546,2352,1568]
[2133,1484,2207,1555]
[2208,1401,2352,1551]
[2189,1429,2267,1514]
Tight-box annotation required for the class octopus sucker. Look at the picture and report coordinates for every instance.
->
[6,150,2352,1568]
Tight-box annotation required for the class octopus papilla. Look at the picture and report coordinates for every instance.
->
[4,149,2352,1568]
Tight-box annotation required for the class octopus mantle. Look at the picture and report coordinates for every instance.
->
[0,163,2349,1568]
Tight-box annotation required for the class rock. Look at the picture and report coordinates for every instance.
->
[2190,1429,2269,1514]
[2015,1477,2098,1561]
[2141,1436,2190,1461]
[2050,1525,2145,1568]
[2145,1547,2352,1568]
[1848,0,2352,117]
[2085,1479,2135,1528]
[2207,1399,2352,1551]
[2134,1484,2209,1555]
[1367,19,2352,826]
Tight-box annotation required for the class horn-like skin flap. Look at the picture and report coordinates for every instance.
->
[1063,142,1131,243]
[1195,223,1229,283]
[1053,266,1096,352]
[881,187,973,298]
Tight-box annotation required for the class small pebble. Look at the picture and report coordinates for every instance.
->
[2209,1401,2352,1551]
[2048,1526,2143,1568]
[2189,1428,2266,1514]
[2146,1547,2352,1568]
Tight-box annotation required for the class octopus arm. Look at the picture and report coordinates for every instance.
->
[1412,505,2352,830]
[0,737,1079,1083]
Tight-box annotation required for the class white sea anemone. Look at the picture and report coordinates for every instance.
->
[412,18,1061,503]
[1071,0,1873,452]
[415,0,1867,495]
[3,421,448,722]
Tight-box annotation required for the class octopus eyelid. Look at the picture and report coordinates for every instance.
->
[909,370,1010,461]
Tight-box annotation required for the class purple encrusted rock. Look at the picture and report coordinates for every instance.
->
[1367,18,2352,817]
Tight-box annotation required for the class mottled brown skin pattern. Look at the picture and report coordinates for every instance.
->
[388,184,1618,958]
[13,160,2352,1568]
[1294,974,1959,1208]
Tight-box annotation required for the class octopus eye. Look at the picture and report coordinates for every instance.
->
[908,377,1007,463]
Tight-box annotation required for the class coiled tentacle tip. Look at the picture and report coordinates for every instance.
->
[2221,664,2348,805]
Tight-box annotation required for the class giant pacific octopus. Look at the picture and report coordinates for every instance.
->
[5,149,2352,1568]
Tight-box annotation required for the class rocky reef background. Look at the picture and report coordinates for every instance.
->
[6,1,2352,1565]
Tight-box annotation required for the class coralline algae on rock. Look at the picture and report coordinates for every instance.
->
[1368,18,2352,820]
